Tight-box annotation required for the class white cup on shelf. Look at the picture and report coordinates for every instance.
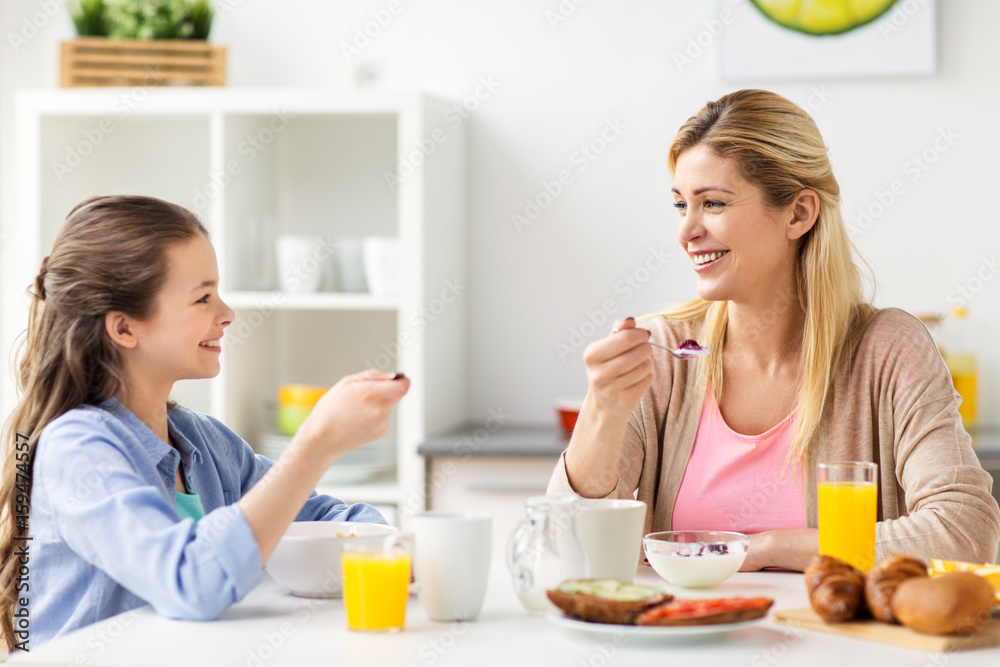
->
[239,215,275,291]
[362,236,399,296]
[275,236,324,293]
[322,251,339,291]
[334,238,367,293]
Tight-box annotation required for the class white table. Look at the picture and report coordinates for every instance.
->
[11,565,999,666]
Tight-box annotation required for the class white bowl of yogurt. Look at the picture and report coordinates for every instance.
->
[643,531,749,588]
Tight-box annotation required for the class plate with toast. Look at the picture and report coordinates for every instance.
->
[545,579,772,638]
[546,609,767,638]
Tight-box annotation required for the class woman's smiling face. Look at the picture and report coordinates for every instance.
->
[672,144,802,305]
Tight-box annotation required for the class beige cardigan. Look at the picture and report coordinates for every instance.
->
[548,308,1000,565]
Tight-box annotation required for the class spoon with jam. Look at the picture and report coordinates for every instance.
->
[649,338,708,359]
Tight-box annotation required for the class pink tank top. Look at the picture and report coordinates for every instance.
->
[671,386,806,534]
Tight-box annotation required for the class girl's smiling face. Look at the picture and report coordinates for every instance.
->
[126,234,235,386]
[672,144,808,305]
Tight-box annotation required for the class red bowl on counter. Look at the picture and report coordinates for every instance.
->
[555,400,583,438]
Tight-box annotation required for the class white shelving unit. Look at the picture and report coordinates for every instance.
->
[6,88,469,521]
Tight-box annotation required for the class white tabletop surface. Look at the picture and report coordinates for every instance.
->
[11,564,1000,667]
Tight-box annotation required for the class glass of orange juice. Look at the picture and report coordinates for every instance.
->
[817,462,877,572]
[342,533,412,632]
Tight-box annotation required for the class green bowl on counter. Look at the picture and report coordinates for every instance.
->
[277,384,327,436]
[277,404,314,437]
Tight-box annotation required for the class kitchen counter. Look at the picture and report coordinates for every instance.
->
[418,427,563,562]
[417,424,567,458]
[418,423,1000,458]
[970,428,1000,508]
[971,425,1000,453]
[12,564,999,666]
[417,425,1000,534]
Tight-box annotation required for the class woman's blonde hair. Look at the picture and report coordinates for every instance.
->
[0,195,208,652]
[660,89,874,462]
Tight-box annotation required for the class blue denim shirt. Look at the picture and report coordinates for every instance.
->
[26,398,385,647]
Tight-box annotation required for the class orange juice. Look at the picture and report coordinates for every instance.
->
[948,355,977,427]
[342,552,410,631]
[818,481,877,572]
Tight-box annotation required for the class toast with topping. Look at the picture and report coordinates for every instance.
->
[546,579,672,625]
[636,596,774,626]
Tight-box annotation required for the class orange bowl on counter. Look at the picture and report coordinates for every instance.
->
[555,399,583,437]
[278,384,327,406]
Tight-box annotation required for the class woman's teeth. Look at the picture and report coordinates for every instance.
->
[694,251,729,265]
[199,340,220,348]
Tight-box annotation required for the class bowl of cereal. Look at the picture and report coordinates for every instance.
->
[266,521,398,598]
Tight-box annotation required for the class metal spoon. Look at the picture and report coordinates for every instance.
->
[648,340,709,359]
[611,328,709,359]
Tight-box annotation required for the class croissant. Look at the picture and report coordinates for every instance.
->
[864,554,928,623]
[804,554,865,623]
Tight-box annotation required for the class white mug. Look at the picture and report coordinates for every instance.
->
[574,499,647,582]
[362,236,399,296]
[334,237,367,293]
[275,235,324,293]
[411,511,491,621]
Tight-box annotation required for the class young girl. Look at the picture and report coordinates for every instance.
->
[0,195,410,651]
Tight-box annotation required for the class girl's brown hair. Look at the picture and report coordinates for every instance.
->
[655,89,875,464]
[0,195,208,652]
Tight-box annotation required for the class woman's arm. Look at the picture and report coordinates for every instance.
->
[879,394,999,563]
[875,313,1000,564]
[741,529,818,571]
[743,314,1000,571]
[562,318,653,498]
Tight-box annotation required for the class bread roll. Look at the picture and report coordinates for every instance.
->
[891,572,997,635]
[864,554,928,623]
[804,554,865,623]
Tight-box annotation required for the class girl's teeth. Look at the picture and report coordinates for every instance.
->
[200,340,219,348]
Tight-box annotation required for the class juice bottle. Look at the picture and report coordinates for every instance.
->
[342,551,411,631]
[943,306,977,428]
[817,480,877,572]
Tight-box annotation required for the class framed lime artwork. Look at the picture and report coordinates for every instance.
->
[715,0,936,80]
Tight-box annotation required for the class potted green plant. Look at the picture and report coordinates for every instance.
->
[62,0,225,87]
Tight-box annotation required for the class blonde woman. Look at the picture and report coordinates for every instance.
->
[549,89,1000,570]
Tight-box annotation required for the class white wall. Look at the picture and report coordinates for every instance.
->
[2,0,1000,428]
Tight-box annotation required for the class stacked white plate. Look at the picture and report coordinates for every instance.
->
[257,434,395,484]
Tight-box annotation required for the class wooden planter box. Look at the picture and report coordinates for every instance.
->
[60,37,226,87]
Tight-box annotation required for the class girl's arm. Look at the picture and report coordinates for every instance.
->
[34,372,407,622]
[237,448,386,524]
[37,424,261,621]
[238,371,408,563]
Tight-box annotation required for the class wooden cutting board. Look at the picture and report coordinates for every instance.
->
[773,608,1000,652]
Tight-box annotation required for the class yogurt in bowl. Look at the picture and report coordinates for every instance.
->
[643,531,749,588]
